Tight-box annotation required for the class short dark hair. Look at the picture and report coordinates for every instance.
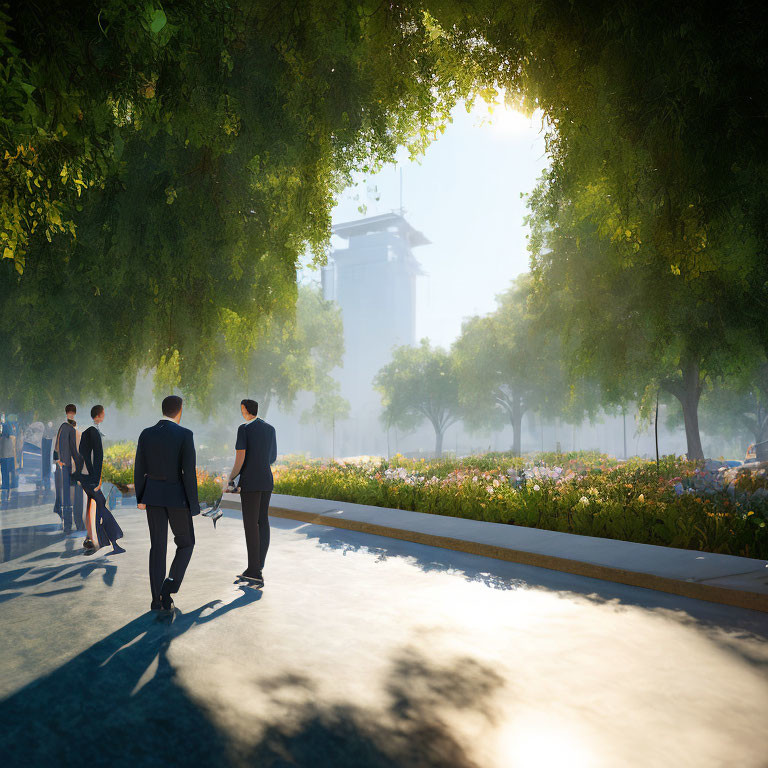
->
[90,404,104,420]
[241,399,258,417]
[65,404,76,415]
[162,395,183,417]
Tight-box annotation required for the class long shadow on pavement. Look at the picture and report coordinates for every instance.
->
[0,583,500,768]
[0,591,262,767]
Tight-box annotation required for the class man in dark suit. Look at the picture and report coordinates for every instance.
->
[226,398,277,587]
[54,404,81,533]
[134,395,199,613]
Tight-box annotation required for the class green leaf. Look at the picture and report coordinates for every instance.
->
[150,9,167,35]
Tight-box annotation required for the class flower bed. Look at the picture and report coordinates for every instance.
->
[101,442,137,488]
[273,452,768,559]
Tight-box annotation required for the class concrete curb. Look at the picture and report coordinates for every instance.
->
[221,496,768,613]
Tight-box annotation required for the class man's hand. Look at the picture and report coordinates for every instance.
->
[137,503,146,510]
[56,460,64,467]
[95,483,101,492]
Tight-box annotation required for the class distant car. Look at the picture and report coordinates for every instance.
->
[721,460,743,468]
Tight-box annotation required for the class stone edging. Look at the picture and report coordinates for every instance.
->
[220,499,768,613]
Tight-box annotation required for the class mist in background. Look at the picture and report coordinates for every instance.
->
[79,99,747,466]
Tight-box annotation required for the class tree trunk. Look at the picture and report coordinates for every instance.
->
[663,359,704,460]
[434,428,443,458]
[509,398,524,456]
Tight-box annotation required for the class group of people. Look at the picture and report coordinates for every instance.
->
[53,403,125,554]
[19,394,276,613]
[1,413,59,499]
[135,395,277,612]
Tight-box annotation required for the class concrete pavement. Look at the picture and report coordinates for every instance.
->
[1,498,767,767]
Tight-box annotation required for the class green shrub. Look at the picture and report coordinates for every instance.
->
[274,452,768,559]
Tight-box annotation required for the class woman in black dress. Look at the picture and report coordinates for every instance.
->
[75,405,124,553]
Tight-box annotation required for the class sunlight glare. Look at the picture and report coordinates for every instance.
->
[498,713,595,768]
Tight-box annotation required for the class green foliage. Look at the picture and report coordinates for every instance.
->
[4,0,768,452]
[453,273,600,454]
[101,441,138,486]
[219,282,347,418]
[0,1,484,409]
[274,451,768,558]
[375,339,461,456]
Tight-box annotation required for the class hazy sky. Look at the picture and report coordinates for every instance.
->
[311,99,550,348]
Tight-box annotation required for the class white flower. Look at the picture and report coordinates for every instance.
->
[579,496,589,505]
[533,484,540,491]
[486,486,494,494]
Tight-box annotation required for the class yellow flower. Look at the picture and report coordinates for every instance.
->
[637,493,644,502]
[748,510,755,516]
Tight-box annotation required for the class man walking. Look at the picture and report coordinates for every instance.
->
[54,404,81,533]
[226,398,277,587]
[134,395,199,613]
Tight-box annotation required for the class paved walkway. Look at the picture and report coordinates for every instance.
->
[1,498,768,767]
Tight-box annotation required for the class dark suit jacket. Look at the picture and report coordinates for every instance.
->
[54,421,78,472]
[73,426,102,485]
[234,418,277,492]
[134,420,199,514]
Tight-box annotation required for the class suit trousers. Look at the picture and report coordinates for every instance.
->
[146,506,195,600]
[59,466,85,532]
[240,490,271,573]
[54,464,62,518]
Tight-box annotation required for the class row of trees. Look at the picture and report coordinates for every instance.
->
[376,272,768,460]
[374,275,587,457]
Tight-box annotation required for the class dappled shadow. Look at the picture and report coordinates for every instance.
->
[0,568,502,768]
[0,589,263,767]
[0,552,119,602]
[234,646,502,768]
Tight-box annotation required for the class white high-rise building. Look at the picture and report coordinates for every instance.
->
[322,212,429,454]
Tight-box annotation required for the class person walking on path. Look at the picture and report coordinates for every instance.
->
[74,404,124,554]
[0,418,16,502]
[54,405,83,533]
[134,395,199,613]
[226,399,277,587]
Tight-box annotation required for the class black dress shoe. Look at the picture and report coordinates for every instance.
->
[238,570,264,586]
[83,538,95,549]
[151,600,162,611]
[159,578,175,611]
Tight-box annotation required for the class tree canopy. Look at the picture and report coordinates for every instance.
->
[0,0,482,410]
[454,274,599,455]
[374,340,460,457]
[3,0,768,445]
